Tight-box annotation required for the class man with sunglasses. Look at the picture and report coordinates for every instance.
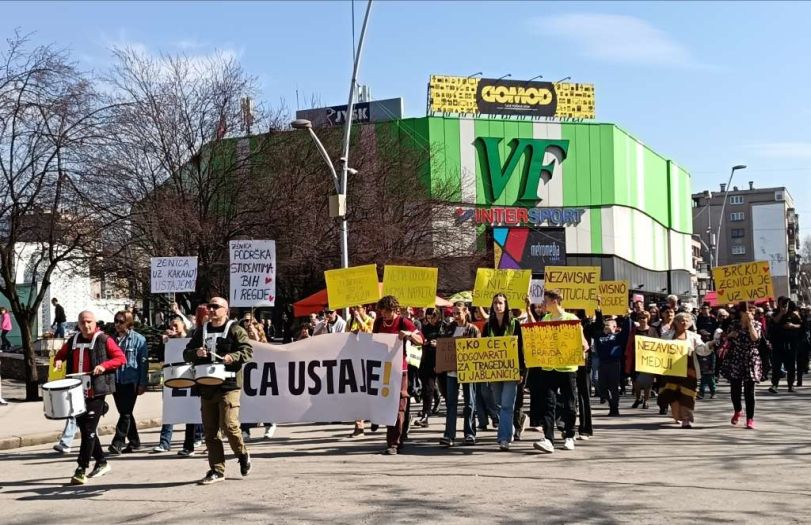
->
[108,311,149,455]
[183,297,253,485]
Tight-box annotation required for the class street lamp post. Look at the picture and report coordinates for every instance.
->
[291,0,373,274]
[714,164,747,266]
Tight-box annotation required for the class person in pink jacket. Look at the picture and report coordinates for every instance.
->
[0,307,12,351]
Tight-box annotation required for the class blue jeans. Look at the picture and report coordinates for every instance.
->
[54,323,66,338]
[159,423,203,450]
[491,381,518,443]
[444,375,476,441]
[58,417,77,447]
[475,383,499,428]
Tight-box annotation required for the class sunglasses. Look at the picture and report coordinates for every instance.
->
[207,304,224,310]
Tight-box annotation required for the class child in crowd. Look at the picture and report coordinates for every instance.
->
[697,340,717,399]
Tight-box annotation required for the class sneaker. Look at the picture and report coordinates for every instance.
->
[238,453,252,476]
[788,386,795,393]
[384,446,398,455]
[107,445,122,456]
[745,419,756,429]
[533,438,555,454]
[199,470,225,485]
[577,434,591,441]
[710,393,716,399]
[681,421,693,429]
[88,462,111,479]
[498,441,510,451]
[518,412,528,433]
[263,424,277,439]
[53,443,71,454]
[608,410,620,417]
[768,386,778,394]
[193,440,203,449]
[177,448,194,457]
[0,398,8,406]
[642,401,649,409]
[464,435,476,446]
[563,438,575,451]
[348,427,365,438]
[631,399,641,409]
[70,467,87,485]
[731,411,742,426]
[122,445,141,454]
[659,407,667,415]
[439,437,453,447]
[152,444,170,453]
[514,431,522,441]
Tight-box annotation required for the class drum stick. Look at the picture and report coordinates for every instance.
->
[65,372,89,378]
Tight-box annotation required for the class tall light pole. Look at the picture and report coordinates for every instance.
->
[291,0,372,273]
[714,164,747,266]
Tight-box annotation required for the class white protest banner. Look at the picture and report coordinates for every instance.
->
[161,338,202,425]
[161,334,404,426]
[241,333,404,426]
[229,240,276,307]
[150,257,198,293]
[529,279,545,305]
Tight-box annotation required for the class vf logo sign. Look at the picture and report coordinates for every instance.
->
[475,137,569,204]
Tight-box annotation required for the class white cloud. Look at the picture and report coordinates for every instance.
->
[750,142,811,159]
[532,13,701,68]
[171,38,208,51]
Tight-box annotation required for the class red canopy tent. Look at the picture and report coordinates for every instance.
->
[293,283,452,317]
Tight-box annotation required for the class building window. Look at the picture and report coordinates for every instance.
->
[731,245,746,255]
[731,228,745,238]
[730,212,745,221]
[730,195,744,205]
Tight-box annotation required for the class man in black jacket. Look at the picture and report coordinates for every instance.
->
[183,297,253,485]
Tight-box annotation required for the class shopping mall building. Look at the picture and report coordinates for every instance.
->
[371,115,695,301]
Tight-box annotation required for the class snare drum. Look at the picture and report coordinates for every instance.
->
[163,362,195,388]
[193,363,231,386]
[43,378,86,419]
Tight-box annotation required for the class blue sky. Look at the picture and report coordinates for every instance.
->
[4,1,811,220]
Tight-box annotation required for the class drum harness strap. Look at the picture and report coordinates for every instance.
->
[202,320,236,378]
[72,332,101,395]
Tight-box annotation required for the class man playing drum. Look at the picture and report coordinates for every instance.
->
[183,297,253,485]
[54,311,126,485]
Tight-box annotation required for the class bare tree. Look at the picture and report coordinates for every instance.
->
[0,33,115,399]
[97,47,287,308]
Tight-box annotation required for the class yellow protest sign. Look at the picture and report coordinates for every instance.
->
[635,335,688,377]
[48,353,66,381]
[598,280,629,316]
[382,265,438,308]
[544,266,600,313]
[406,342,423,368]
[471,268,531,307]
[712,261,774,304]
[324,264,380,310]
[522,321,584,369]
[455,336,519,383]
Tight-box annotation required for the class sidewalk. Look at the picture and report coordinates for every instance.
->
[0,378,164,450]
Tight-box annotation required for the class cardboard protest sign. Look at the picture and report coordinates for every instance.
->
[635,335,689,377]
[529,279,545,305]
[406,342,423,368]
[471,268,532,307]
[229,240,276,307]
[544,266,600,314]
[456,336,519,383]
[712,261,774,304]
[435,338,457,373]
[163,334,404,426]
[522,321,584,369]
[150,257,198,293]
[382,265,438,308]
[324,264,380,310]
[599,280,629,316]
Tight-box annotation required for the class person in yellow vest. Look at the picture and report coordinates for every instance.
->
[533,289,589,454]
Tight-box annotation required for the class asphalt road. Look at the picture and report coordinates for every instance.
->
[1,383,810,524]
